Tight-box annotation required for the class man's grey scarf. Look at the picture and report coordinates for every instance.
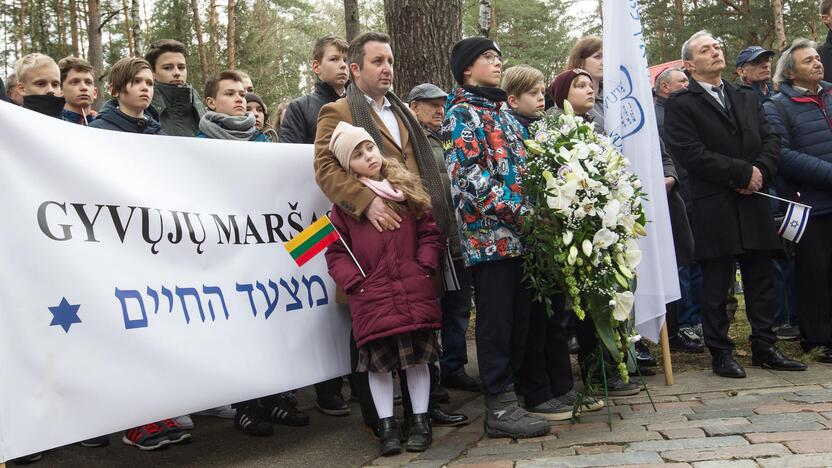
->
[346,82,453,240]
[199,111,257,141]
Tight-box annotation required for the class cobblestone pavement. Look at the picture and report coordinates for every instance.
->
[367,365,832,468]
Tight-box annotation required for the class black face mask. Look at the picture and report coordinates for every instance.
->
[23,94,66,119]
[463,85,508,103]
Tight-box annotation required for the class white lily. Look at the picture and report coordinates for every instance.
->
[592,228,620,250]
[625,239,642,270]
[611,291,634,321]
[601,199,621,229]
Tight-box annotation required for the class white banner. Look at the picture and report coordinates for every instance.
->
[0,102,351,461]
[603,0,681,342]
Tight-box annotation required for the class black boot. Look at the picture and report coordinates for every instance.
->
[377,417,402,456]
[405,413,432,452]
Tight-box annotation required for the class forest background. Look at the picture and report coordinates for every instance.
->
[0,0,823,110]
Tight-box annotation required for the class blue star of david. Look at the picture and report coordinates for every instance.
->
[790,220,800,228]
[48,297,82,333]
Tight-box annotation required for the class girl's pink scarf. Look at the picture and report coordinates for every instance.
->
[359,177,406,202]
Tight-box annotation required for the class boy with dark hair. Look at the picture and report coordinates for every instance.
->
[88,57,163,135]
[58,56,98,125]
[144,39,205,136]
[14,53,65,118]
[197,70,268,142]
[5,72,23,105]
[280,33,354,417]
[280,34,350,145]
[443,38,551,439]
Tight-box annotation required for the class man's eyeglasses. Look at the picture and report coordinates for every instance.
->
[480,52,502,64]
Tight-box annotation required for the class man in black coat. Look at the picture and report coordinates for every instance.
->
[279,34,350,144]
[819,0,832,82]
[664,30,806,378]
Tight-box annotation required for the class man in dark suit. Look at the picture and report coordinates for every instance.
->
[664,30,807,378]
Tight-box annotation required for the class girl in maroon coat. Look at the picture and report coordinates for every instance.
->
[324,122,442,456]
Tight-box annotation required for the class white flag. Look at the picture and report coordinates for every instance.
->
[603,0,681,342]
[779,202,811,243]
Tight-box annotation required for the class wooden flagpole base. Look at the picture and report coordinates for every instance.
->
[660,321,674,385]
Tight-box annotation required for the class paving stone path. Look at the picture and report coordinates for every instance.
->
[368,365,832,468]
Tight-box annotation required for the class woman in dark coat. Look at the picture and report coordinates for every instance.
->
[324,122,442,457]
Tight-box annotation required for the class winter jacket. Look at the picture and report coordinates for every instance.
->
[280,80,344,144]
[736,78,774,104]
[763,82,832,218]
[819,30,832,84]
[656,95,692,214]
[62,108,96,125]
[442,87,529,268]
[421,122,462,260]
[88,99,164,135]
[0,77,8,103]
[325,205,442,349]
[149,81,205,137]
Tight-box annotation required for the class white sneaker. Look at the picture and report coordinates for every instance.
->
[195,405,236,419]
[173,414,194,429]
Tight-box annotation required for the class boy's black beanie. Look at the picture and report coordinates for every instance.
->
[450,37,501,85]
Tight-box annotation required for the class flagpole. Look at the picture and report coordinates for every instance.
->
[752,190,811,209]
[326,214,366,278]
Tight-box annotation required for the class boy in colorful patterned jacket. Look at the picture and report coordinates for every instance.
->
[442,37,550,439]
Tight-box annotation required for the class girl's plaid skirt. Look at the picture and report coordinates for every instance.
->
[356,329,439,373]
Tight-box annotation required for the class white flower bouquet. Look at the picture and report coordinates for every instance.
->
[522,101,648,380]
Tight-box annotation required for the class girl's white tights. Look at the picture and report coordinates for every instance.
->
[368,363,431,419]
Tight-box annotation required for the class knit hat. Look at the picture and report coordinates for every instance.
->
[330,121,375,171]
[245,92,269,124]
[450,37,501,85]
[547,68,593,110]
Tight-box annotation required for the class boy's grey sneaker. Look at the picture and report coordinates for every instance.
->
[558,389,604,412]
[527,397,573,421]
[484,391,550,439]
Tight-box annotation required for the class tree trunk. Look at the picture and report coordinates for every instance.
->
[208,0,218,73]
[478,0,491,38]
[344,0,360,41]
[226,0,235,69]
[56,0,68,55]
[190,0,208,78]
[69,0,79,55]
[87,0,104,108]
[131,0,142,56]
[18,0,26,54]
[383,0,461,97]
[674,0,684,28]
[121,0,133,55]
[771,0,787,52]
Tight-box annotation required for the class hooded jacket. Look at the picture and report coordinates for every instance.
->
[763,81,832,218]
[150,81,205,137]
[280,80,344,144]
[88,99,164,135]
[325,205,442,349]
[442,87,529,267]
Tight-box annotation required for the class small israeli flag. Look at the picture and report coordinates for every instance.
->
[778,201,811,243]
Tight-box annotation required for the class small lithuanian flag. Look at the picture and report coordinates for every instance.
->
[284,215,341,267]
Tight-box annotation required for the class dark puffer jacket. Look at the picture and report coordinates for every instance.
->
[763,82,832,217]
[279,80,344,144]
[325,205,442,349]
[88,99,164,135]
